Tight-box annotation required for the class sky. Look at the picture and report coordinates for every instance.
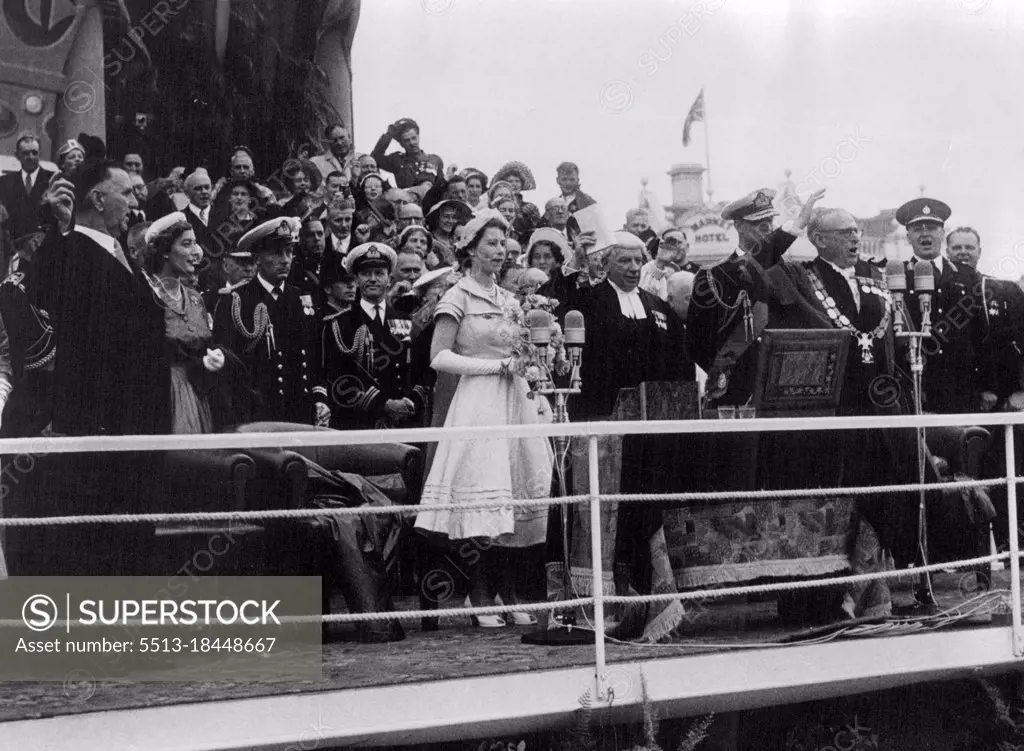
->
[352,0,1024,277]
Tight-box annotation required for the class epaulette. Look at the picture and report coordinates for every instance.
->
[2,271,25,288]
[218,280,247,295]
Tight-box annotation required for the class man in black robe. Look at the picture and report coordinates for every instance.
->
[558,231,694,631]
[10,160,169,576]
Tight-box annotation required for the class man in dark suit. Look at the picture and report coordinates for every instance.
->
[182,168,215,256]
[9,160,168,576]
[324,197,354,259]
[212,217,325,426]
[896,198,994,414]
[688,186,825,407]
[0,135,55,239]
[317,242,430,430]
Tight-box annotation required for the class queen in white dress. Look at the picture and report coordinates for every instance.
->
[415,210,553,626]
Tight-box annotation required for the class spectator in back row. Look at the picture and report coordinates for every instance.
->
[555,161,596,214]
[312,123,355,182]
[371,118,444,192]
[0,135,54,240]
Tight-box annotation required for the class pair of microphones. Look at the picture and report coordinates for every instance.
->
[525,309,585,390]
[886,259,934,336]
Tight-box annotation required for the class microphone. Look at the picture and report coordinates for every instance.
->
[913,259,934,337]
[886,259,907,334]
[563,310,585,389]
[526,308,553,388]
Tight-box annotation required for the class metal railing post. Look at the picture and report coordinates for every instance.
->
[588,434,609,699]
[1005,425,1023,657]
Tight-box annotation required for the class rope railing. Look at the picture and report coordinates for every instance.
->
[2,413,1023,701]
[0,555,1012,629]
[3,410,1024,455]
[0,479,1010,527]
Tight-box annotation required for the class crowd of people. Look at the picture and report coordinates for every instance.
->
[0,119,1018,638]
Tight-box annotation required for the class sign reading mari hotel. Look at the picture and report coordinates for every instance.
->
[683,211,739,266]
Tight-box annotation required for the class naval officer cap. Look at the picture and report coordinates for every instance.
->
[237,217,301,255]
[343,242,398,275]
[895,197,951,227]
[721,188,778,222]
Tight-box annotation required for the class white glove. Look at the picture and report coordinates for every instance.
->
[203,348,225,372]
[430,349,506,376]
[536,395,553,424]
[315,401,331,427]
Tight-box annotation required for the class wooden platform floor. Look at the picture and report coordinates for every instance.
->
[0,571,1010,725]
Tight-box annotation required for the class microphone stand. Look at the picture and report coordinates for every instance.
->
[522,361,592,646]
[895,324,937,609]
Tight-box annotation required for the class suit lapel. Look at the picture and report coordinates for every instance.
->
[812,258,858,319]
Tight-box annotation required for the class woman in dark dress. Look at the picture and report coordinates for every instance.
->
[141,213,230,433]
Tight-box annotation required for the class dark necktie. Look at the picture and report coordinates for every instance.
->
[24,173,32,194]
[271,286,281,301]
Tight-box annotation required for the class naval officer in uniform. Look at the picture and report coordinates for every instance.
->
[688,186,824,406]
[212,216,328,426]
[319,242,430,430]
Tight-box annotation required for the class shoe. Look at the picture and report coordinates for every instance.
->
[357,621,405,643]
[471,614,506,628]
[508,611,538,626]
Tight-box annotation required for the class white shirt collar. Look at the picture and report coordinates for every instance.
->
[74,224,119,256]
[360,298,385,319]
[21,167,39,182]
[190,203,209,221]
[822,258,856,279]
[257,274,282,296]
[607,280,647,319]
[915,254,945,273]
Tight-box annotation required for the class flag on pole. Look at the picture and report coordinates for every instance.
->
[682,88,705,147]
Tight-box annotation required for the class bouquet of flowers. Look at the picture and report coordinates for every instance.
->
[512,294,570,393]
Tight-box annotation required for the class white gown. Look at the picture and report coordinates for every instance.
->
[415,277,552,546]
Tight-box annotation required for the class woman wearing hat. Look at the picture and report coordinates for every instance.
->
[492,161,541,240]
[355,172,389,213]
[56,139,85,175]
[140,213,232,433]
[415,209,553,628]
[524,227,569,277]
[424,199,472,270]
[487,181,532,244]
[396,224,433,260]
[462,169,489,213]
